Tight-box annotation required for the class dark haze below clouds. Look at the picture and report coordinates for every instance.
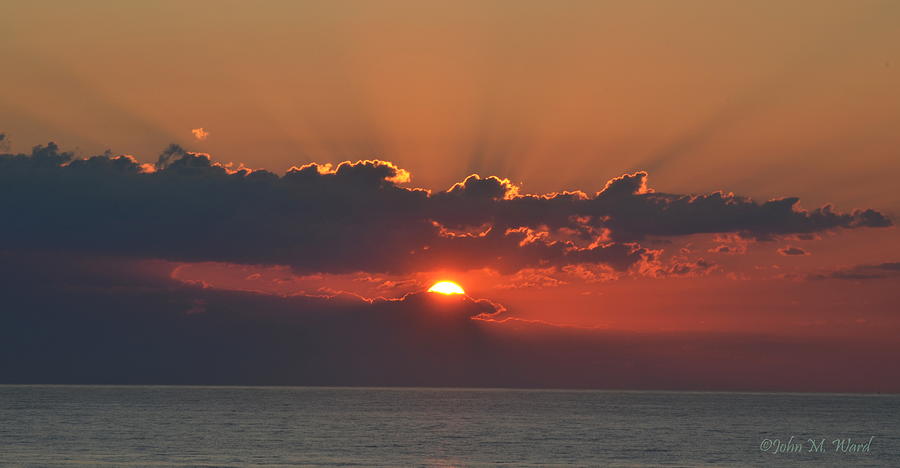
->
[0,142,890,275]
[2,251,898,392]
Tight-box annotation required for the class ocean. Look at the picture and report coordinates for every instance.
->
[0,385,897,467]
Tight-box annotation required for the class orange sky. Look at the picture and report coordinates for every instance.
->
[2,1,899,212]
[2,1,899,367]
[0,0,900,388]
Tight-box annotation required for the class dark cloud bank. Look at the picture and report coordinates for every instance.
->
[1,143,897,391]
[0,142,890,275]
[2,252,898,392]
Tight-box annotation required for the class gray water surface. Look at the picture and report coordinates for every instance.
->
[0,386,897,467]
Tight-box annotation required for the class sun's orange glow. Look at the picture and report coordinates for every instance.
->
[427,281,465,295]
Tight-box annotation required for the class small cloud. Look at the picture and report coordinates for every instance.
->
[191,128,209,141]
[810,262,900,281]
[778,246,810,256]
[639,257,718,278]
[709,244,746,255]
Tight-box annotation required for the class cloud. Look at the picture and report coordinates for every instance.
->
[2,250,898,392]
[0,142,891,275]
[710,245,740,254]
[191,127,209,141]
[778,246,810,256]
[810,262,900,280]
[639,256,718,278]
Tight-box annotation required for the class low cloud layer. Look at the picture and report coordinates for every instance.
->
[810,262,900,280]
[0,142,891,275]
[2,251,897,392]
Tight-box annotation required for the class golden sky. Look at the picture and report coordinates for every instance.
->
[2,0,899,212]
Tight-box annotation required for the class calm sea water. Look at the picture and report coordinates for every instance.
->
[0,386,897,467]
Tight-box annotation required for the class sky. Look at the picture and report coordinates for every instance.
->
[1,1,899,392]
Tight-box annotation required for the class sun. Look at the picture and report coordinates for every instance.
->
[427,281,466,295]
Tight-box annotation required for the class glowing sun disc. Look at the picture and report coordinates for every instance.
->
[428,281,466,295]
